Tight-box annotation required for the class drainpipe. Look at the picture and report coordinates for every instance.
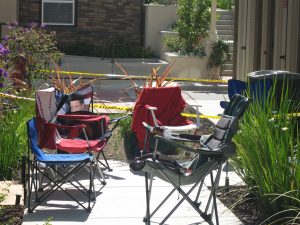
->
[209,0,218,42]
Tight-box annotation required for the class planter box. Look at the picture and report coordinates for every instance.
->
[164,52,220,79]
[59,55,169,77]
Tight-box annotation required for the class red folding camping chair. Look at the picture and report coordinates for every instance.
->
[131,86,200,155]
[35,84,123,184]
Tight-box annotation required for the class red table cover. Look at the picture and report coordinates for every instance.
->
[131,86,192,150]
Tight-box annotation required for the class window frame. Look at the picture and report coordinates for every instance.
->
[41,0,76,26]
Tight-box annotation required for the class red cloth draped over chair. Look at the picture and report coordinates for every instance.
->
[131,86,192,150]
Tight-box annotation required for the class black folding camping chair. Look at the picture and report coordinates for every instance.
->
[130,95,249,225]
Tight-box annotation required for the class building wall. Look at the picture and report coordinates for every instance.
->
[19,0,143,48]
[0,0,18,37]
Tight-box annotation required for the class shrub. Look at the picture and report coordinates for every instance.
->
[207,39,231,69]
[165,0,210,57]
[60,42,155,59]
[0,22,62,88]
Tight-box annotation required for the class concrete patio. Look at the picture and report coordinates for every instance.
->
[22,160,244,225]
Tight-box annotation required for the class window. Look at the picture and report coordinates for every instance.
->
[41,0,75,26]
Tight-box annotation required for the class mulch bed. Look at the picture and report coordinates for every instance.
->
[0,205,24,225]
[218,186,269,225]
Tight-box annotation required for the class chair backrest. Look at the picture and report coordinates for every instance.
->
[203,115,238,151]
[35,85,94,149]
[27,118,46,161]
[223,94,249,119]
[228,79,247,99]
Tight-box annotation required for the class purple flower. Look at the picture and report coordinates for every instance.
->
[28,22,38,28]
[0,83,3,88]
[2,35,9,41]
[0,44,10,56]
[41,23,46,28]
[0,68,8,77]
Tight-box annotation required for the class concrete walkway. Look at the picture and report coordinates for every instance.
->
[22,160,244,225]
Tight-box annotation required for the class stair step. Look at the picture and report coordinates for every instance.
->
[218,34,234,41]
[221,70,233,76]
[217,20,235,25]
[218,14,234,20]
[216,24,234,30]
[217,29,234,35]
[223,63,233,70]
[216,9,235,15]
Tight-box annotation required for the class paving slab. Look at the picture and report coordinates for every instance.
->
[22,160,243,225]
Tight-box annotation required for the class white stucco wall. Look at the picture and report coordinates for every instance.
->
[144,4,177,57]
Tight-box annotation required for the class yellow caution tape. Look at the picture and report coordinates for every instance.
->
[1,92,299,119]
[93,103,132,111]
[93,104,221,119]
[180,113,221,119]
[43,69,228,83]
[0,92,35,101]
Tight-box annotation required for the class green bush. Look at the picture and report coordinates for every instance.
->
[232,83,300,223]
[207,39,231,69]
[217,0,234,10]
[60,42,155,59]
[0,98,35,180]
[165,0,210,57]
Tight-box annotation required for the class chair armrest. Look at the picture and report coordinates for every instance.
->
[154,135,225,158]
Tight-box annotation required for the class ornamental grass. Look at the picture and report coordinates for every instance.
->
[0,96,34,180]
[232,82,300,224]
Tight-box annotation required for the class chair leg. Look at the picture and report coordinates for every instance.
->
[100,151,112,171]
[95,161,107,185]
[27,159,32,213]
[144,172,151,225]
[225,159,229,192]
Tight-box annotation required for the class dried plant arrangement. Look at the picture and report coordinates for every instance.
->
[51,64,96,94]
[115,61,175,99]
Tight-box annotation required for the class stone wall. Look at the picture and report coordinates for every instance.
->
[19,0,143,48]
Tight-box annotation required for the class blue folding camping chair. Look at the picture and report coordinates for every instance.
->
[26,118,94,212]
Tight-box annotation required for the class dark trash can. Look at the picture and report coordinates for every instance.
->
[247,70,300,105]
[248,70,300,138]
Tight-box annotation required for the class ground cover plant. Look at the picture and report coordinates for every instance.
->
[232,84,300,224]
